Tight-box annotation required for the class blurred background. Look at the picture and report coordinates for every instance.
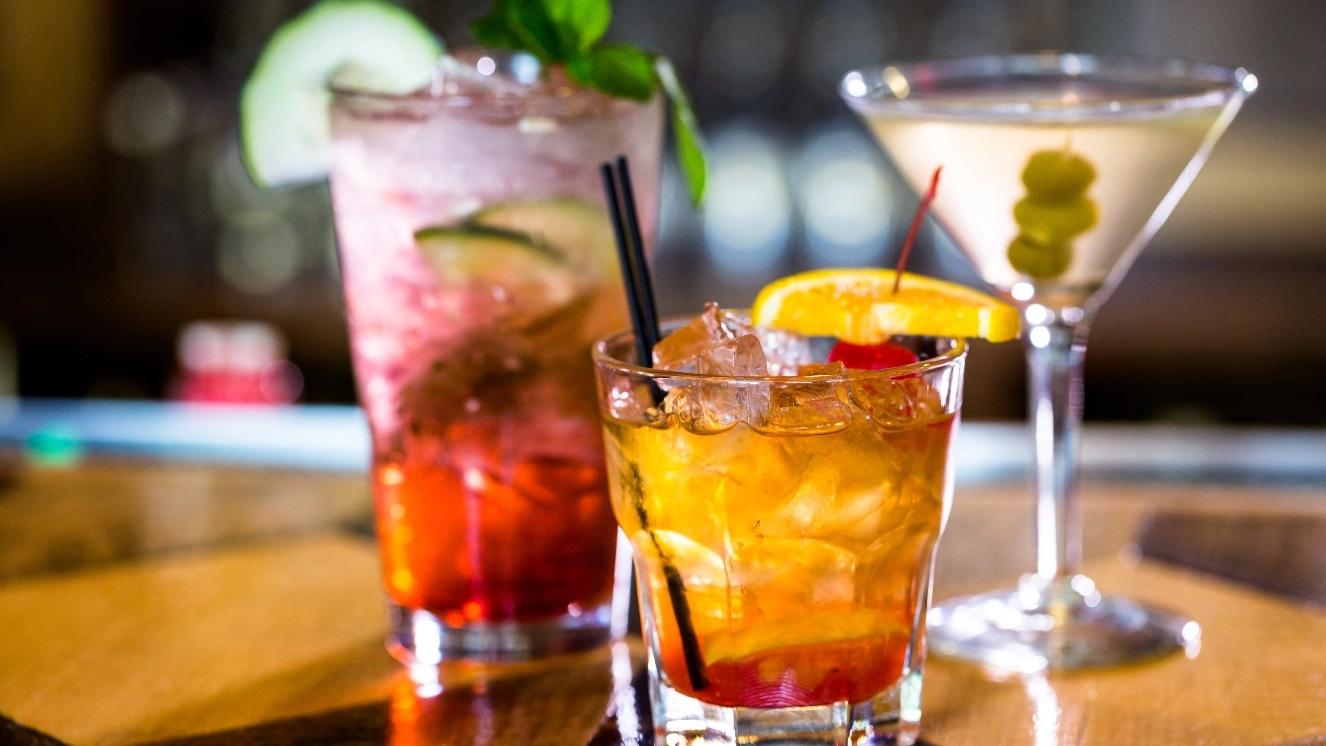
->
[1,0,1323,423]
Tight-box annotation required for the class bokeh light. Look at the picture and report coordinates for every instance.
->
[217,212,302,294]
[103,72,186,157]
[701,125,792,276]
[794,124,894,267]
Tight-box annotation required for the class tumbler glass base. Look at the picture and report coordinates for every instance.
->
[387,602,612,665]
[650,665,924,745]
[927,574,1200,671]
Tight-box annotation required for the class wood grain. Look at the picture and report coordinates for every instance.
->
[1137,511,1326,604]
[142,646,620,746]
[0,460,371,581]
[923,560,1326,745]
[933,480,1326,600]
[0,535,393,745]
[0,462,1324,744]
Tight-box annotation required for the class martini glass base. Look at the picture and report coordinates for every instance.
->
[926,575,1200,671]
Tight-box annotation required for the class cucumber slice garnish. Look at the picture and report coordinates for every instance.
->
[468,198,618,274]
[413,226,580,318]
[241,0,442,188]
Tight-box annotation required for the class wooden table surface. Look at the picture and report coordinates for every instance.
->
[0,458,1324,745]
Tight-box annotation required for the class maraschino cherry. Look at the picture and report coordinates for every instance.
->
[828,341,919,370]
[828,166,941,370]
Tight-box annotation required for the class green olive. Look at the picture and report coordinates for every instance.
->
[1013,196,1097,243]
[1021,149,1096,202]
[1007,236,1072,278]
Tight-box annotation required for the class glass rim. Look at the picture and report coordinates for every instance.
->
[840,52,1257,123]
[592,312,968,385]
[328,48,657,116]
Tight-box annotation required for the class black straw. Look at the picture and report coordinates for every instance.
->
[599,163,658,363]
[615,155,661,346]
[600,157,709,692]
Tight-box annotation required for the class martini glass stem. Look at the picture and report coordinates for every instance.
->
[1025,313,1089,581]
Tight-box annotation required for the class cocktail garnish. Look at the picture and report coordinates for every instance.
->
[828,341,919,370]
[240,0,442,187]
[1006,148,1098,278]
[823,165,939,369]
[752,268,1020,344]
[892,165,942,294]
[473,0,708,203]
[750,166,1001,355]
[240,0,707,202]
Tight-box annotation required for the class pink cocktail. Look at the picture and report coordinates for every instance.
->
[327,50,662,662]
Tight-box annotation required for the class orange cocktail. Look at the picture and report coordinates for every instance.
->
[610,409,955,708]
[594,310,968,742]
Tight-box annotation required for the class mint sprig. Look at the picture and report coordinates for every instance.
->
[471,0,707,203]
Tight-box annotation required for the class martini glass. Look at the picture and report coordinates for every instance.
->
[842,54,1256,670]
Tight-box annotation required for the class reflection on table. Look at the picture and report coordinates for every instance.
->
[0,404,1323,744]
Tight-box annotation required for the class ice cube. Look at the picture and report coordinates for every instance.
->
[663,372,769,434]
[758,328,819,376]
[849,377,944,430]
[766,455,841,536]
[435,50,541,97]
[706,309,818,376]
[831,485,895,546]
[753,379,853,435]
[654,302,734,371]
[663,386,741,434]
[655,305,805,379]
[696,334,768,377]
[729,537,857,611]
[654,305,771,431]
[761,454,906,549]
[715,308,757,337]
[604,373,660,424]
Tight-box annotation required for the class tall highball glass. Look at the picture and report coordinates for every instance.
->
[328,50,663,664]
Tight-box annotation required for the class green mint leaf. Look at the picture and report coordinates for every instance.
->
[506,1,566,61]
[470,0,522,49]
[564,53,594,87]
[469,2,709,204]
[582,44,656,101]
[474,0,609,62]
[656,57,707,204]
[543,0,611,52]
